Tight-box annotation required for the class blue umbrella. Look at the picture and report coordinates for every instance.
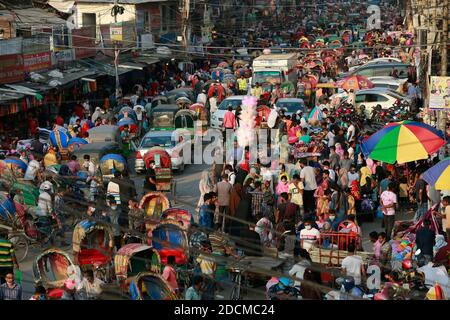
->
[3,158,27,172]
[68,137,88,147]
[117,117,136,127]
[49,129,70,149]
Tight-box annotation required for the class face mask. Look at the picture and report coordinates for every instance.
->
[250,183,255,188]
[329,216,335,221]
[225,170,230,175]
[111,206,118,210]
[89,207,96,213]
[305,225,312,230]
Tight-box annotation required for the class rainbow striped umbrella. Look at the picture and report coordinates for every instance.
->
[361,121,445,164]
[423,158,450,190]
[307,106,322,121]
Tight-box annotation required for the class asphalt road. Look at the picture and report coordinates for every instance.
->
[17,159,412,300]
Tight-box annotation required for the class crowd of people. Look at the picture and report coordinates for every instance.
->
[0,0,449,301]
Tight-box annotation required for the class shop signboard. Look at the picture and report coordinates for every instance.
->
[23,52,52,72]
[0,54,24,84]
[429,76,450,110]
[72,26,96,60]
[110,22,123,42]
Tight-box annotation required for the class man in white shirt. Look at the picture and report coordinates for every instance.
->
[299,221,320,252]
[82,154,96,176]
[299,159,317,215]
[346,122,356,142]
[288,174,304,208]
[197,90,207,105]
[341,243,366,286]
[347,166,360,188]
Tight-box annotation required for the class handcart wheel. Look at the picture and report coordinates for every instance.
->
[8,234,29,263]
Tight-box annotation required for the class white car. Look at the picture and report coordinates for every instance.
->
[368,76,407,93]
[340,88,411,116]
[348,58,403,72]
[134,129,191,173]
[210,96,246,129]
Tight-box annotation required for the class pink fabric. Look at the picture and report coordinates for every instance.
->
[373,240,382,259]
[223,111,236,129]
[276,181,289,195]
[162,265,178,291]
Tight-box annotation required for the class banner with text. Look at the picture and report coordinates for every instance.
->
[429,76,450,110]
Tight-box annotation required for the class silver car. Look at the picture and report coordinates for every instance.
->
[135,129,191,174]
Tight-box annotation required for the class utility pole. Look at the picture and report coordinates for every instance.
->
[112,0,122,101]
[441,0,448,76]
[181,0,190,56]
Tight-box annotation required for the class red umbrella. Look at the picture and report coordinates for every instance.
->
[336,75,374,91]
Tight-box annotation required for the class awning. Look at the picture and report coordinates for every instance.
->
[133,56,160,65]
[0,91,25,103]
[47,0,75,13]
[78,58,135,77]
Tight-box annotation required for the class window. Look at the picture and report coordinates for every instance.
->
[82,13,96,28]
[355,68,373,77]
[218,99,243,110]
[355,94,366,103]
[376,95,389,102]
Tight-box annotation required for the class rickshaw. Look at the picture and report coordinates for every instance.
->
[149,105,179,131]
[189,103,208,136]
[117,117,138,135]
[175,97,192,109]
[149,96,169,110]
[49,128,71,160]
[129,272,178,300]
[280,81,295,97]
[143,147,172,191]
[11,181,40,206]
[161,208,191,230]
[174,109,196,138]
[152,220,189,265]
[32,248,76,299]
[2,158,27,178]
[114,244,161,292]
[211,67,224,82]
[166,88,195,104]
[99,153,127,181]
[72,219,114,281]
[233,60,247,71]
[255,105,271,129]
[67,137,88,151]
[139,192,171,221]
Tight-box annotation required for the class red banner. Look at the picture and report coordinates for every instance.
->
[0,54,24,84]
[22,52,51,72]
[72,27,96,60]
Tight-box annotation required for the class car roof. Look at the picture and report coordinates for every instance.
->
[276,98,305,103]
[151,104,179,112]
[143,130,175,138]
[223,95,246,100]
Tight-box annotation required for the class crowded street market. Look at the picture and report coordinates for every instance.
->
[0,0,449,302]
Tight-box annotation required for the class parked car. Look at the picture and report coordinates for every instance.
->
[339,62,411,80]
[339,88,411,116]
[135,129,191,173]
[210,95,246,129]
[275,98,307,117]
[368,76,408,93]
[348,58,403,72]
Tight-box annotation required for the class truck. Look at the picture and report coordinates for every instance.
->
[251,53,298,86]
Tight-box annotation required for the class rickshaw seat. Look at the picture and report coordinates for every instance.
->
[78,249,110,266]
[158,249,186,265]
[48,288,65,299]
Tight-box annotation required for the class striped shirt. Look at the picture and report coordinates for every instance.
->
[0,239,15,268]
[209,231,228,255]
[0,283,22,300]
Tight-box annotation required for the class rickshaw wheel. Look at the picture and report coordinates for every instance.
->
[8,234,29,263]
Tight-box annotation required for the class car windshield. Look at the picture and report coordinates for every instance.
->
[218,99,243,110]
[141,136,174,148]
[253,71,282,85]
[277,102,305,113]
